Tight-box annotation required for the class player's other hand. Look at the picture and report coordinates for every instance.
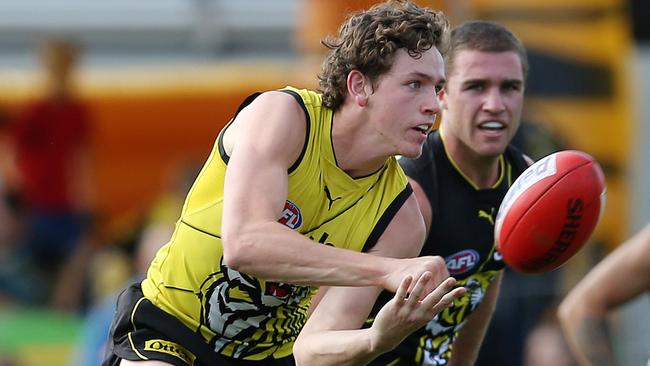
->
[370,272,466,353]
[384,256,449,295]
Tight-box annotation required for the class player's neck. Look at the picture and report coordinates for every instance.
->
[461,156,501,189]
[331,108,387,178]
[441,133,502,189]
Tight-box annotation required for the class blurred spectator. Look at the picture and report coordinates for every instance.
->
[2,37,95,310]
[72,228,159,366]
[72,161,198,366]
[0,103,36,305]
[0,107,17,302]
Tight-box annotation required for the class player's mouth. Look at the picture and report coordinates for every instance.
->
[478,121,506,134]
[413,123,432,136]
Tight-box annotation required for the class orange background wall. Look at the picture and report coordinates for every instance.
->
[89,92,242,237]
[0,62,319,240]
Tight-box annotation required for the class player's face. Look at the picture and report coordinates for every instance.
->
[439,50,524,158]
[369,47,445,158]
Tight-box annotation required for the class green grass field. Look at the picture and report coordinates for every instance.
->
[0,307,82,366]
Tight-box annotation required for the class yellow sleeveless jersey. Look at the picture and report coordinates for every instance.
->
[141,86,412,361]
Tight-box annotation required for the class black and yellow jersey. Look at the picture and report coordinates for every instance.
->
[367,129,528,366]
[141,86,412,361]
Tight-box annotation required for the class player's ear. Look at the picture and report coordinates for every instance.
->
[347,70,370,107]
[437,88,448,110]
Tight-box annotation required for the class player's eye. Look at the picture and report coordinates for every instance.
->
[408,81,421,89]
[466,83,484,91]
[502,82,522,92]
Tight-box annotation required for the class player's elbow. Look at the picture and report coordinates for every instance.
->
[557,293,586,330]
[221,229,256,270]
[556,298,573,328]
[292,336,312,366]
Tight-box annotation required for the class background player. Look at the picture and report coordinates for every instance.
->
[293,20,532,366]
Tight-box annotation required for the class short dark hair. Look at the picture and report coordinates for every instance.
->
[318,0,449,110]
[445,21,528,79]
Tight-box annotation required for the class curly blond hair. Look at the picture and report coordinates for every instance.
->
[318,0,449,110]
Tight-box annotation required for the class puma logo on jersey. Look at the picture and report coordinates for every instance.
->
[324,185,342,210]
[478,208,495,226]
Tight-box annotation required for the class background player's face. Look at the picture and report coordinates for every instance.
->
[439,50,524,158]
[368,47,445,158]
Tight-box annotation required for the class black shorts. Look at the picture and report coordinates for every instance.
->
[103,283,295,366]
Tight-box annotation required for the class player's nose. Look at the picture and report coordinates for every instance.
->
[422,95,441,118]
[483,88,506,114]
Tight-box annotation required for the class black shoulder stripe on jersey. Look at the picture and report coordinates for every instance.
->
[217,119,235,164]
[400,131,441,223]
[278,89,311,174]
[216,90,311,175]
[504,144,530,177]
[361,184,414,252]
[218,92,262,164]
[427,131,442,222]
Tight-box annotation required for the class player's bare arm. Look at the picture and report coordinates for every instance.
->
[293,194,466,365]
[558,223,650,366]
[221,92,441,290]
[295,273,462,366]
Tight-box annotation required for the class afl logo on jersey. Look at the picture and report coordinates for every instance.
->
[445,249,480,275]
[278,200,302,229]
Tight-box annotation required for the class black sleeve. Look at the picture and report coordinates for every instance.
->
[505,144,531,178]
[399,132,439,221]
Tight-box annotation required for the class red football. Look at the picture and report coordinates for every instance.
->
[495,150,606,274]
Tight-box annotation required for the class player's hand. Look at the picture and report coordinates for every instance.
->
[370,272,466,353]
[383,256,449,295]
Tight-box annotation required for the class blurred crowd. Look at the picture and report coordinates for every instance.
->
[0,38,201,366]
